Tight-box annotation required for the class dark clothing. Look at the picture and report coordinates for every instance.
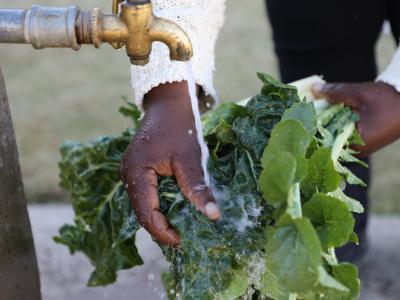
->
[266,0,400,83]
[265,0,400,261]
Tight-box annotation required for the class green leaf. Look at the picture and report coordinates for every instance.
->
[331,122,355,163]
[328,188,364,214]
[332,263,360,300]
[322,252,339,267]
[55,133,144,287]
[118,98,141,128]
[335,163,366,187]
[302,147,342,199]
[317,123,335,147]
[349,129,365,146]
[260,261,289,299]
[303,194,355,249]
[257,72,298,96]
[349,232,359,245]
[282,102,317,137]
[259,152,297,208]
[214,118,236,144]
[317,266,349,293]
[286,183,302,219]
[315,264,360,300]
[161,272,177,300]
[203,102,247,137]
[53,222,86,254]
[339,149,368,168]
[306,138,319,159]
[327,109,355,137]
[262,119,311,181]
[233,116,268,159]
[266,217,322,293]
[218,268,249,300]
[318,105,344,127]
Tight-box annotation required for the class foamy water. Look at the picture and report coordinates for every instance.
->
[185,61,211,186]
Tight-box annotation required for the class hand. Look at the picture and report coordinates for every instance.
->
[121,81,220,247]
[312,81,400,156]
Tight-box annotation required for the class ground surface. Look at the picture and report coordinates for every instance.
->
[29,204,400,300]
[0,0,399,213]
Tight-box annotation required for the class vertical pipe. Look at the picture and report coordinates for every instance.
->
[0,67,42,300]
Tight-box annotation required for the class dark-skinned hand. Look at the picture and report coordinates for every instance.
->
[121,81,220,247]
[312,81,400,157]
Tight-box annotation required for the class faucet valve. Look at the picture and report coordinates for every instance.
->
[78,0,193,65]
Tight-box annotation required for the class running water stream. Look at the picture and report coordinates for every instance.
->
[185,61,211,187]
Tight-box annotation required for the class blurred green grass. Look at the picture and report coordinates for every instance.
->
[0,0,399,214]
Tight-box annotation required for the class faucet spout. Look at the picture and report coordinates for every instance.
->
[118,0,193,65]
[149,17,193,63]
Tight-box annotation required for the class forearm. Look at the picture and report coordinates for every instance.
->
[131,0,226,109]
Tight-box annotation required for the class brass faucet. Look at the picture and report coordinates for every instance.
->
[0,0,193,66]
[78,0,193,65]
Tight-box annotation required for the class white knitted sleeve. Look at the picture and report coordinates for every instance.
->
[377,46,400,91]
[130,0,226,108]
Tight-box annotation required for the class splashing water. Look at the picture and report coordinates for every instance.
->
[185,61,211,186]
[211,185,262,232]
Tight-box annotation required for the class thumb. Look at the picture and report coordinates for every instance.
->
[312,83,361,108]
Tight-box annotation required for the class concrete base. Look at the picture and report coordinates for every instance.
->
[28,204,400,300]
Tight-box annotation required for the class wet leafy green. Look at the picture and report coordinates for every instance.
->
[55,73,365,299]
[259,152,297,208]
[302,147,342,199]
[303,194,355,249]
[266,217,322,293]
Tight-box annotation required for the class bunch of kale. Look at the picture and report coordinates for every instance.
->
[55,74,365,299]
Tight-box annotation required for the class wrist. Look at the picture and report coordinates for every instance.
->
[144,82,200,110]
[142,82,199,130]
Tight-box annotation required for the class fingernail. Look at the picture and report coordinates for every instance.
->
[205,202,220,220]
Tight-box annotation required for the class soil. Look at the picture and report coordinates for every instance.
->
[28,204,400,300]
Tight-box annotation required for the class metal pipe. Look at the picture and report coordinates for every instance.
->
[0,9,27,43]
[0,6,80,50]
[26,6,80,50]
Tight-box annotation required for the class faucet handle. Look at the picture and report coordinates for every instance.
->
[112,0,123,14]
[110,0,125,49]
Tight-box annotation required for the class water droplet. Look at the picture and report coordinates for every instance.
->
[148,273,155,281]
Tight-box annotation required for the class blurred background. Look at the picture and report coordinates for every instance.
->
[0,0,399,299]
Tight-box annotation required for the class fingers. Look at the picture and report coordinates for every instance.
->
[174,158,221,220]
[122,161,180,246]
[312,83,361,108]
